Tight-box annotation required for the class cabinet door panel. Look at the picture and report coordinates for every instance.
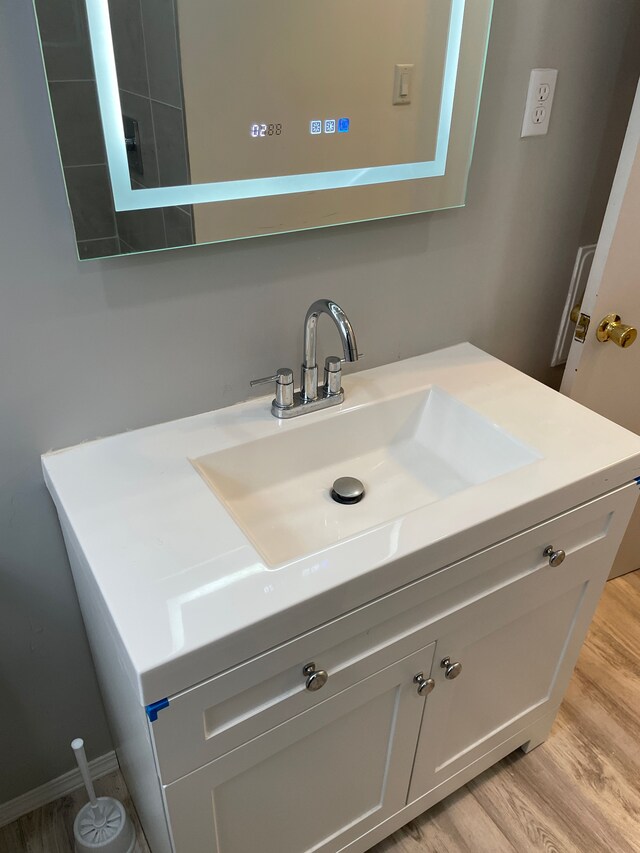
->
[408,564,598,801]
[435,585,581,769]
[407,484,638,803]
[165,644,434,853]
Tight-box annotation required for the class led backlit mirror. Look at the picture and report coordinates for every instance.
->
[33,0,493,259]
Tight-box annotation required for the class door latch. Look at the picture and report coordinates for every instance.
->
[570,304,590,343]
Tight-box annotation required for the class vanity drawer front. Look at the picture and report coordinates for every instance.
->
[152,612,437,783]
[151,483,636,785]
[164,643,435,853]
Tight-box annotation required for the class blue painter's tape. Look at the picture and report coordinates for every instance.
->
[145,698,169,722]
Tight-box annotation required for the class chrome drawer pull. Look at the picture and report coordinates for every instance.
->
[303,662,328,691]
[441,657,463,679]
[544,545,566,567]
[413,673,435,695]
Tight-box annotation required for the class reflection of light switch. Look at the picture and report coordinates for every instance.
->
[393,64,414,105]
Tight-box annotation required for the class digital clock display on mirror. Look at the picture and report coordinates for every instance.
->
[250,123,283,138]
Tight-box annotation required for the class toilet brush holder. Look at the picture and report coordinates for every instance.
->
[71,739,136,853]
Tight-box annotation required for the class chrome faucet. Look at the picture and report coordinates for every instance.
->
[301,299,359,401]
[251,298,360,419]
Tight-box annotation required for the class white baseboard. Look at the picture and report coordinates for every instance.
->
[0,750,119,828]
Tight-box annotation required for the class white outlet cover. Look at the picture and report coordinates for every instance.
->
[522,68,558,137]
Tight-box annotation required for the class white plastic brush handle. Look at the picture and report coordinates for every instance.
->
[71,738,98,807]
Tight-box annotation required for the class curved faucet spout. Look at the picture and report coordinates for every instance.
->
[303,299,359,369]
[302,299,359,402]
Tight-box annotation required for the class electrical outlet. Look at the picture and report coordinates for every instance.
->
[533,106,546,124]
[521,69,558,137]
[537,83,551,101]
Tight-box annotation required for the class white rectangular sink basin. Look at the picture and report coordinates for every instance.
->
[193,386,539,567]
[42,343,640,700]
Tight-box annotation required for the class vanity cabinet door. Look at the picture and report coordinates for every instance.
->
[408,552,603,802]
[164,643,434,853]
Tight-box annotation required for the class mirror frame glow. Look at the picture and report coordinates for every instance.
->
[86,0,466,212]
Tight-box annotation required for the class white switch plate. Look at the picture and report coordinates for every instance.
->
[393,64,414,105]
[521,68,558,137]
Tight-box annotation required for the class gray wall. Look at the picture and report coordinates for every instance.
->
[0,0,637,802]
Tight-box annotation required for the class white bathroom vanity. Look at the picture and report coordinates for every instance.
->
[43,344,640,853]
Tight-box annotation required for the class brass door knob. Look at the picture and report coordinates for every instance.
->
[596,314,637,348]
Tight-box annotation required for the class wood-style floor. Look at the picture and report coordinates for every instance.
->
[0,770,150,853]
[2,571,639,853]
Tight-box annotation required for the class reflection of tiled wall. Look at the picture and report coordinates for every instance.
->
[35,0,119,258]
[108,0,194,252]
[34,0,194,257]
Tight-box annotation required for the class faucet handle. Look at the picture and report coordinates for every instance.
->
[250,368,294,409]
[324,356,342,397]
[325,356,341,371]
[250,368,291,387]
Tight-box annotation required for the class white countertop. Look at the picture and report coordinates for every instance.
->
[42,344,640,704]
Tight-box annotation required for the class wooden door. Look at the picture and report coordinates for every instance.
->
[561,81,640,577]
[164,643,435,853]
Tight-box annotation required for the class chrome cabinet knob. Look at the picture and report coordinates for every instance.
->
[441,657,462,680]
[303,662,328,691]
[413,673,435,696]
[543,545,566,567]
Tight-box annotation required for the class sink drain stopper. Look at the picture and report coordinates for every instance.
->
[331,476,365,505]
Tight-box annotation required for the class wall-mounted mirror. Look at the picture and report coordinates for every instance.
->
[33,0,493,259]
